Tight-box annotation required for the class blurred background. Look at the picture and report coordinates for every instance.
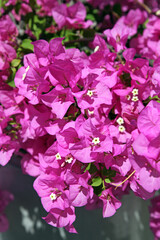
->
[0,165,154,240]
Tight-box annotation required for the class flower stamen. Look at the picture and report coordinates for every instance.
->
[92,137,100,145]
[55,153,61,160]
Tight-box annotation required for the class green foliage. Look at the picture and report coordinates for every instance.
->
[105,178,112,183]
[11,59,21,68]
[86,162,116,196]
[23,11,53,40]
[21,39,34,51]
[103,167,116,184]
[86,13,96,22]
[7,67,16,87]
[91,176,102,187]
[61,29,78,43]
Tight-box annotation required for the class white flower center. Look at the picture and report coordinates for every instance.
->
[132,88,138,96]
[55,153,61,160]
[88,109,94,115]
[92,137,100,145]
[65,157,73,163]
[116,117,124,125]
[131,96,139,102]
[118,125,126,133]
[50,193,57,201]
[87,90,93,97]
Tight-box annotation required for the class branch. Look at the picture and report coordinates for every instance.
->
[134,0,152,14]
[135,0,160,17]
[63,32,108,46]
[63,37,94,47]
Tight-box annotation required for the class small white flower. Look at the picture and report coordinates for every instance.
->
[132,88,138,96]
[92,137,100,145]
[50,193,57,201]
[116,117,124,125]
[118,125,126,133]
[88,109,94,115]
[65,155,73,164]
[87,90,93,97]
[65,157,73,164]
[131,96,139,102]
[55,153,61,160]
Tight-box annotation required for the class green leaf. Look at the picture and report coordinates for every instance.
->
[149,59,154,67]
[105,178,112,183]
[92,177,102,187]
[62,29,77,43]
[93,9,99,15]
[21,39,33,51]
[85,163,91,172]
[8,80,15,87]
[142,18,149,28]
[86,14,96,22]
[11,59,21,67]
[7,67,16,87]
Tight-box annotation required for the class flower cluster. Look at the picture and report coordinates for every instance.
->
[0,14,18,83]
[131,15,160,59]
[1,0,160,238]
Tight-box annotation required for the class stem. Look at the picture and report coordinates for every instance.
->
[102,180,105,190]
[64,33,107,47]
[64,37,94,46]
[134,0,152,14]
[112,170,136,190]
[112,11,120,19]
[64,35,125,65]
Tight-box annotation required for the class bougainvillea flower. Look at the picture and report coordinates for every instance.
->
[99,188,122,217]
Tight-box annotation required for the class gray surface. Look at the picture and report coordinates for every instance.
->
[0,165,154,240]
